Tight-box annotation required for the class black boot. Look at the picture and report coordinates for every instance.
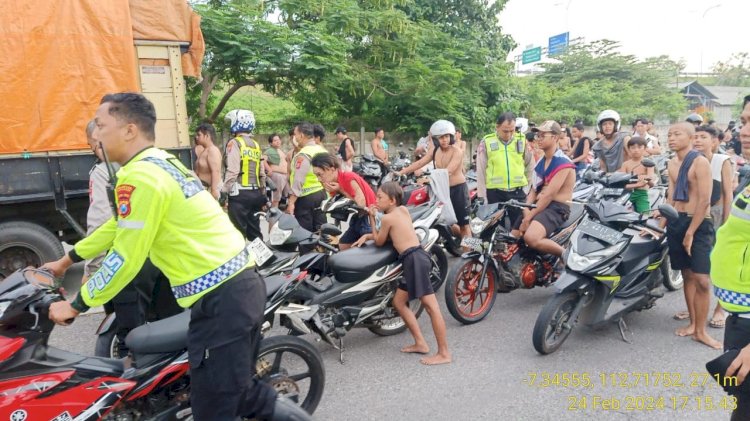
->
[271,396,312,421]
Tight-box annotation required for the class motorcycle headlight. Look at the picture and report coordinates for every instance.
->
[566,241,625,273]
[470,217,489,236]
[269,227,292,245]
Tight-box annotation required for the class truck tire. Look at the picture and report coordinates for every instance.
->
[0,221,64,279]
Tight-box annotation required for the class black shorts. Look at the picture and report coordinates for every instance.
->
[666,213,714,275]
[513,201,570,236]
[449,183,470,226]
[398,246,434,301]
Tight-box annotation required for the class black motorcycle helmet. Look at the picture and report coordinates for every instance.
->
[686,113,704,125]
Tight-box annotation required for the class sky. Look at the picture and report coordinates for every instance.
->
[499,0,748,73]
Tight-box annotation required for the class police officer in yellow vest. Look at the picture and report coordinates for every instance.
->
[222,109,267,241]
[43,94,310,420]
[287,122,328,250]
[711,122,750,420]
[476,112,535,223]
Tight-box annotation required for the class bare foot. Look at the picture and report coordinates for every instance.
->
[420,353,452,365]
[675,325,695,337]
[401,343,429,354]
[692,332,722,349]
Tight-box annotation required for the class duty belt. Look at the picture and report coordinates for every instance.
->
[715,286,750,308]
[238,184,261,190]
[172,245,251,299]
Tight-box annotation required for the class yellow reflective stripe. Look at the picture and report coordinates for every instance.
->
[236,136,261,187]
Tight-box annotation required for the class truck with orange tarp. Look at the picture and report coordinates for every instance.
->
[0,0,205,278]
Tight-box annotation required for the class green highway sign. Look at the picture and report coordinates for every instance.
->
[521,47,542,64]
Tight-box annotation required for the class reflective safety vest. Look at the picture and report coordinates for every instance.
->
[484,133,527,190]
[291,144,327,196]
[235,135,262,187]
[73,147,252,310]
[712,188,750,313]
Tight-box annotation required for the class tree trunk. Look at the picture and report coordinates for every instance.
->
[199,74,220,119]
[208,80,257,123]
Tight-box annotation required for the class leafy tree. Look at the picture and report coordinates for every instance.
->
[519,40,687,125]
[711,53,750,87]
[189,0,517,137]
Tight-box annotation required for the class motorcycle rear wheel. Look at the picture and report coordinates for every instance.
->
[445,257,498,325]
[256,335,326,414]
[660,255,684,291]
[532,292,580,355]
[429,245,448,291]
[368,299,423,336]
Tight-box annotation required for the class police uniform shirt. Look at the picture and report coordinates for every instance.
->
[71,147,252,310]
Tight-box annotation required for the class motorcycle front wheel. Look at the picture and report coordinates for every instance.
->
[256,335,326,414]
[660,255,684,291]
[532,292,580,355]
[445,257,498,325]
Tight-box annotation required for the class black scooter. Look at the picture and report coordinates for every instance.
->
[532,201,681,355]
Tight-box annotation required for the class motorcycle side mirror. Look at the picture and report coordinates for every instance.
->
[641,158,656,168]
[657,204,679,222]
[398,142,404,147]
[320,223,342,237]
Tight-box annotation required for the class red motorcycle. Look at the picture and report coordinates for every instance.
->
[0,268,324,420]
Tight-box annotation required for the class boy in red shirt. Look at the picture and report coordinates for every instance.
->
[311,153,377,249]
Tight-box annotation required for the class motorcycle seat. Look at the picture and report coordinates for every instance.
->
[558,202,585,230]
[126,311,189,354]
[328,241,398,283]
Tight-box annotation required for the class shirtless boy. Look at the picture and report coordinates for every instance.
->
[399,120,470,238]
[618,137,655,214]
[353,182,451,365]
[665,122,721,349]
[193,123,222,200]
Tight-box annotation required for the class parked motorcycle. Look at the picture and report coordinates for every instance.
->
[531,202,681,355]
[353,154,388,192]
[0,268,325,418]
[444,199,585,325]
[280,203,447,362]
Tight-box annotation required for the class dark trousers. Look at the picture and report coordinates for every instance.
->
[294,190,326,254]
[487,188,527,230]
[109,260,162,357]
[725,315,750,421]
[228,189,267,241]
[189,269,277,420]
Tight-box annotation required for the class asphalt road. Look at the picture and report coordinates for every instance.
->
[49,254,733,421]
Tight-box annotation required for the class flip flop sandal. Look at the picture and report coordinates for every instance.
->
[709,318,726,329]
[673,311,690,320]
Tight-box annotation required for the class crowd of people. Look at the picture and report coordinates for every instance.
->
[41,92,750,419]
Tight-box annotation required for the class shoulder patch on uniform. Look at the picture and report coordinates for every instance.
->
[116,184,135,218]
[295,156,305,170]
[226,141,234,152]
